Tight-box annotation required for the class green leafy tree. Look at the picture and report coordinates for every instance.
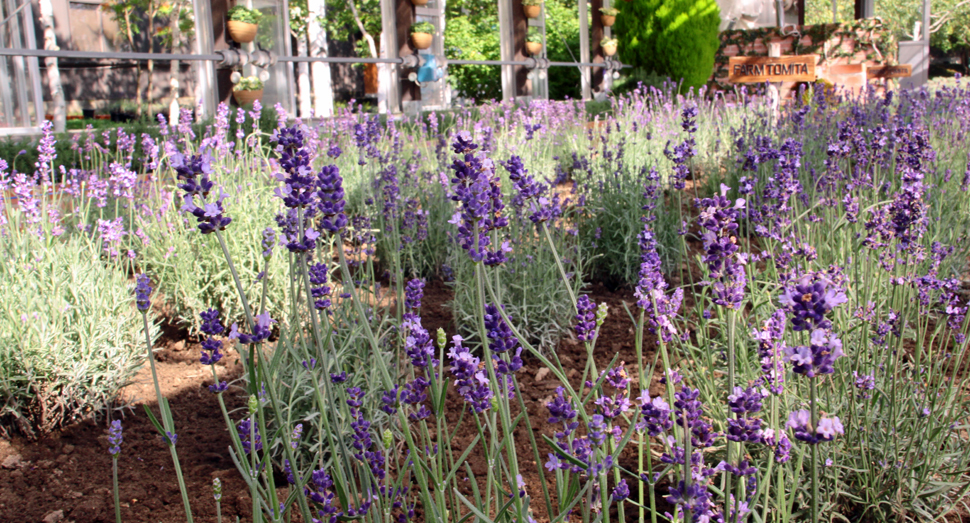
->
[614,0,720,92]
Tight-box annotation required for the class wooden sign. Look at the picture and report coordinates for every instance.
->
[867,64,912,79]
[728,55,818,83]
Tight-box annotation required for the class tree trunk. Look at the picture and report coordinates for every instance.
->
[38,0,65,132]
[297,33,311,118]
[307,0,334,117]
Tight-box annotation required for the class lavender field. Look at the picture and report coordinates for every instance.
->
[1,82,969,523]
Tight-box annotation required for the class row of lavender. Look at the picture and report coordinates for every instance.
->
[3,80,970,523]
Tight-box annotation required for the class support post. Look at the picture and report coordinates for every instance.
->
[396,0,419,110]
[381,0,401,113]
[578,0,591,99]
[497,0,516,100]
[591,0,604,93]
[308,0,335,117]
[853,0,873,19]
[512,0,529,97]
[192,0,216,120]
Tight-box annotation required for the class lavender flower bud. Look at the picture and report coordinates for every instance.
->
[436,328,446,349]
[107,420,123,456]
[134,274,152,312]
[213,477,222,501]
[248,394,258,414]
[595,302,608,327]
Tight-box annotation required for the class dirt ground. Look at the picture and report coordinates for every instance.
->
[0,279,659,523]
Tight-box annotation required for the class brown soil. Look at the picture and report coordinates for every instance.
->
[0,279,656,523]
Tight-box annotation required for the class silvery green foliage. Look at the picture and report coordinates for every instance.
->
[0,232,155,437]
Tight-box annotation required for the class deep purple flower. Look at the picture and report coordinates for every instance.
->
[449,132,508,265]
[752,311,786,394]
[785,329,844,377]
[238,416,262,454]
[501,155,562,225]
[778,272,847,332]
[209,381,229,393]
[483,304,518,354]
[308,263,332,310]
[574,295,597,342]
[230,312,274,345]
[695,184,747,309]
[200,308,225,336]
[134,274,152,312]
[448,335,492,413]
[405,278,425,311]
[853,371,876,399]
[611,479,630,502]
[638,392,673,437]
[787,410,843,444]
[108,420,123,456]
[316,165,347,233]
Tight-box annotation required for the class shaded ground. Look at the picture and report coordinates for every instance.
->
[0,279,653,523]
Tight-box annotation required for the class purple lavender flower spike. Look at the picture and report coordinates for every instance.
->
[611,479,630,502]
[238,417,262,454]
[134,274,152,312]
[209,381,229,393]
[308,263,332,310]
[778,272,848,332]
[574,295,597,342]
[108,420,123,456]
[784,329,844,378]
[449,132,509,265]
[405,278,425,311]
[316,164,348,234]
[484,304,519,354]
[448,335,492,413]
[695,184,747,309]
[787,410,843,444]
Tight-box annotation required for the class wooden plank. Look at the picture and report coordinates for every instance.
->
[867,64,912,79]
[728,55,818,83]
[828,63,864,75]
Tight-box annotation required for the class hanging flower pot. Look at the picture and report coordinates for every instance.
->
[522,0,542,18]
[226,6,263,43]
[410,21,435,50]
[411,0,429,5]
[601,37,618,57]
[599,7,619,27]
[526,41,543,56]
[233,76,264,106]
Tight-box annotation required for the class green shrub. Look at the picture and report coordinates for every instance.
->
[410,21,435,34]
[234,76,264,91]
[614,0,720,92]
[0,232,155,438]
[227,5,263,24]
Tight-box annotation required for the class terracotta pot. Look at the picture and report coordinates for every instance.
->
[523,4,542,18]
[233,88,263,107]
[364,63,379,94]
[412,32,433,50]
[526,41,543,56]
[601,14,616,27]
[411,0,429,5]
[227,20,258,43]
[602,42,617,56]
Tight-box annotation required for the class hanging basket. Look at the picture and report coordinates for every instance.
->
[233,88,263,107]
[602,42,617,56]
[601,14,616,27]
[411,0,430,5]
[523,4,542,18]
[526,42,543,56]
[227,20,258,43]
[412,32,433,50]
